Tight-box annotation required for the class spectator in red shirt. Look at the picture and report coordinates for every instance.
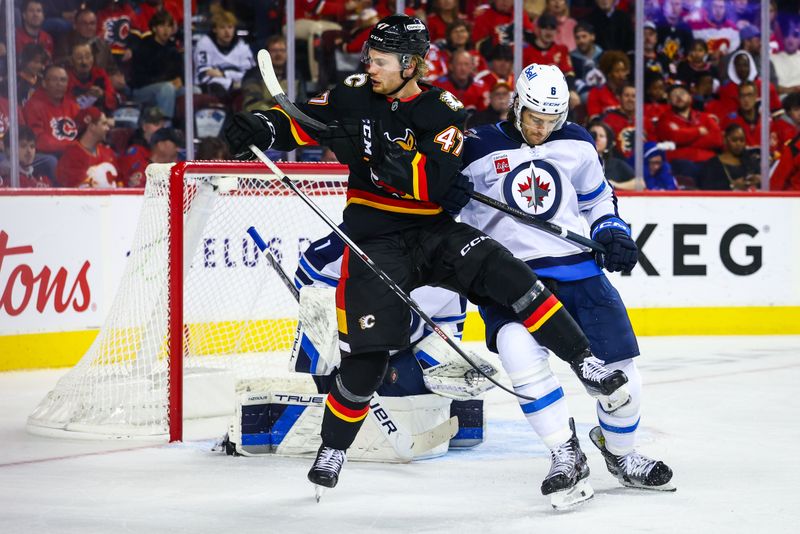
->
[541,0,577,52]
[601,84,639,161]
[432,49,487,112]
[719,81,795,162]
[122,127,182,187]
[777,93,800,137]
[656,82,723,183]
[62,8,122,91]
[56,107,118,187]
[440,20,487,75]
[475,45,514,109]
[23,64,80,158]
[117,106,167,180]
[522,13,575,81]
[770,132,800,191]
[586,50,629,120]
[717,50,782,118]
[16,0,55,58]
[0,126,53,188]
[472,0,535,52]
[427,0,467,44]
[66,41,119,113]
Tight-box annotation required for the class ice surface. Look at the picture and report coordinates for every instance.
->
[1,336,798,534]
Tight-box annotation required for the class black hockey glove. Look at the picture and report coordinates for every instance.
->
[437,173,475,216]
[316,119,382,166]
[591,216,638,273]
[223,112,276,160]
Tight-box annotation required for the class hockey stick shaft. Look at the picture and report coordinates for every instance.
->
[247,225,456,460]
[248,145,534,402]
[468,191,607,254]
[258,49,328,132]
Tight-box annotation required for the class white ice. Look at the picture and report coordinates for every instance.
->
[1,336,799,534]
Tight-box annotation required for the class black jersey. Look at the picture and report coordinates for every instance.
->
[265,74,469,239]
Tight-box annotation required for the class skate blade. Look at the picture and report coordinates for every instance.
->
[621,479,677,492]
[550,479,594,510]
[314,485,326,502]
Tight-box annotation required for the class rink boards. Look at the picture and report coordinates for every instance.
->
[1,184,799,371]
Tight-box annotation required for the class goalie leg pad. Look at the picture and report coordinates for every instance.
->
[414,332,499,401]
[449,399,485,448]
[290,286,340,375]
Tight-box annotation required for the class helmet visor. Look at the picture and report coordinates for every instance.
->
[360,43,408,72]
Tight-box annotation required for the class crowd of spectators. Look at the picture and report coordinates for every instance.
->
[1,0,800,190]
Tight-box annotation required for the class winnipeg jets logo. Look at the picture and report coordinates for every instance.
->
[502,160,561,220]
[517,173,550,210]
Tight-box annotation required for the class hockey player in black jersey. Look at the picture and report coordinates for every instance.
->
[223,14,629,501]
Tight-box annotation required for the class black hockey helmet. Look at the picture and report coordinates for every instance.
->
[363,14,430,70]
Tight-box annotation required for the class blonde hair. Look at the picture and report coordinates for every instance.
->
[210,8,237,29]
[411,54,429,80]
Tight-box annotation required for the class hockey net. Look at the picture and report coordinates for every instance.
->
[27,161,348,441]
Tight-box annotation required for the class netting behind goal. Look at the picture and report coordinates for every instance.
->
[27,161,348,440]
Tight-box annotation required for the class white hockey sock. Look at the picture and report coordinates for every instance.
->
[596,358,642,456]
[497,322,572,449]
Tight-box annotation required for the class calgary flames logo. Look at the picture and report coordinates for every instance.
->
[50,117,78,141]
[384,128,416,151]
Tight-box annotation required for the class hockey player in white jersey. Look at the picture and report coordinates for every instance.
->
[459,63,674,509]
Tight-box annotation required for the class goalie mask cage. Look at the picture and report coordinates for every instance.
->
[27,161,348,442]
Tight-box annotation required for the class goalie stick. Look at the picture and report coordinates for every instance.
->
[246,226,458,462]
[247,145,536,403]
[256,47,605,255]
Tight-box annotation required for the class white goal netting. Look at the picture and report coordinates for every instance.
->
[27,161,348,439]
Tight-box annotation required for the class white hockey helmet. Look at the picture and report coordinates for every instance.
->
[514,63,569,137]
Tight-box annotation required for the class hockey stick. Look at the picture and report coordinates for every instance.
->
[467,191,607,254]
[258,50,328,132]
[257,50,604,255]
[246,226,458,461]
[247,145,535,402]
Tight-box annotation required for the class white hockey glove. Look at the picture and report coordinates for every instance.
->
[413,333,498,401]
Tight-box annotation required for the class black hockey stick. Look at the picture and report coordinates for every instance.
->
[468,191,607,254]
[245,226,458,461]
[247,145,535,402]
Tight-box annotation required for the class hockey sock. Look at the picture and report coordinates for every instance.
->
[596,358,642,456]
[496,322,572,449]
[320,351,389,451]
[510,280,590,364]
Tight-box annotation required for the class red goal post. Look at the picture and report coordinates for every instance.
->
[27,161,349,442]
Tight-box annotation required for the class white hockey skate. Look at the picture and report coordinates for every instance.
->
[589,426,676,491]
[541,418,594,510]
[308,445,347,502]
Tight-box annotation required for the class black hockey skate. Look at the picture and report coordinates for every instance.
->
[589,426,676,491]
[541,418,593,510]
[570,350,630,412]
[308,445,347,502]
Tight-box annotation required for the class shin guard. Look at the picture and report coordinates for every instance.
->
[511,280,589,364]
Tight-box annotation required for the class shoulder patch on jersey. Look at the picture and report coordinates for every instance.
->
[439,90,464,111]
[343,74,369,87]
[462,122,522,169]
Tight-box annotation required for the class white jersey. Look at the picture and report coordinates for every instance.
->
[460,121,617,281]
[294,232,467,342]
[193,35,255,89]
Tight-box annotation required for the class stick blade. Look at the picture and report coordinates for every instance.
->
[257,49,285,98]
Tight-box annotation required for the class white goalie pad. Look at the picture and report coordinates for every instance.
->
[289,286,340,375]
[414,334,499,401]
[225,391,456,463]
